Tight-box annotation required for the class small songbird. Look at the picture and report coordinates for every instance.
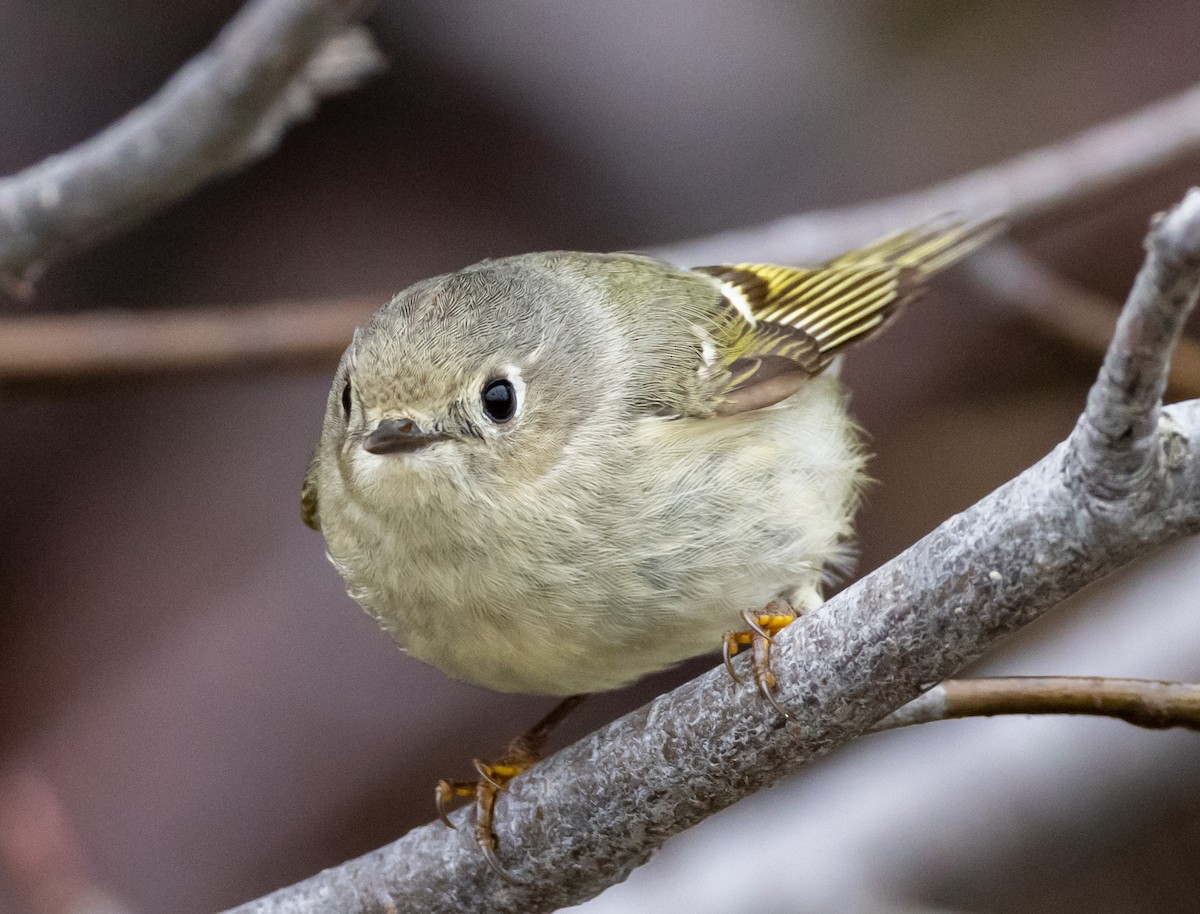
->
[301,220,992,875]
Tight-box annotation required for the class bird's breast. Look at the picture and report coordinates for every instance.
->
[323,377,866,694]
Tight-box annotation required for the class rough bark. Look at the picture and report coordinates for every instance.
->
[220,190,1200,914]
[0,0,381,290]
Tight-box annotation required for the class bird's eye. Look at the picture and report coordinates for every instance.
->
[481,378,517,423]
[341,379,352,420]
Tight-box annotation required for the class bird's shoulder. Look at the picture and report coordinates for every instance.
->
[630,220,995,419]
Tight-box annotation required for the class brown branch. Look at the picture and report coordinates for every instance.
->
[0,0,383,292]
[0,297,375,383]
[969,243,1200,399]
[13,247,1200,389]
[874,677,1200,732]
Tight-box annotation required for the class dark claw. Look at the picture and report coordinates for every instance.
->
[435,781,457,829]
[722,632,744,684]
[741,608,776,642]
[748,610,795,721]
[479,837,522,885]
[757,673,796,722]
[436,696,589,881]
[472,758,506,792]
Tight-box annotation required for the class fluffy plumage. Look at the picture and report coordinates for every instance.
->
[303,223,989,695]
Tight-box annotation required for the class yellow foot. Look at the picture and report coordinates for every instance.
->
[436,753,534,884]
[722,599,798,719]
[434,694,588,883]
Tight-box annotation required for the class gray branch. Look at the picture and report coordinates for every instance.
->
[220,191,1200,912]
[0,0,382,291]
[5,78,1200,379]
[655,81,1200,267]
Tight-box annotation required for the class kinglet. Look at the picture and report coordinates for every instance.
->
[301,221,991,871]
[304,220,989,695]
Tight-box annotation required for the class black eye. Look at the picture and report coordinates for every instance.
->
[341,379,352,420]
[481,378,517,423]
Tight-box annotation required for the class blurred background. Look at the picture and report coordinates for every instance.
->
[2,1,1200,912]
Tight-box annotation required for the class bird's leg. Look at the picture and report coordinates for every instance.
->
[722,598,803,719]
[435,693,588,882]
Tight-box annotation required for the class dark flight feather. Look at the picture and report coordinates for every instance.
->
[693,218,998,415]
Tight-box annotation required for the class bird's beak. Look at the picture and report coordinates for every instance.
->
[363,418,450,455]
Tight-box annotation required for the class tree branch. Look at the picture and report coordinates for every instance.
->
[1072,197,1200,499]
[0,296,377,382]
[874,677,1200,732]
[0,0,383,292]
[6,78,1200,382]
[219,191,1200,913]
[655,80,1200,267]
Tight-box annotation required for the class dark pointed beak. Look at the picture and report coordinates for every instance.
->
[363,418,450,455]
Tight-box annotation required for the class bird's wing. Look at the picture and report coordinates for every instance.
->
[692,218,997,415]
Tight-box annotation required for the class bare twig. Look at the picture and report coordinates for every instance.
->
[875,677,1200,732]
[0,0,383,291]
[12,246,1200,389]
[0,297,375,382]
[969,243,1200,399]
[220,192,1200,913]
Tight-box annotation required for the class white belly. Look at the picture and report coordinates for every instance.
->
[323,376,865,694]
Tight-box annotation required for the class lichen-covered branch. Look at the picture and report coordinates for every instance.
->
[0,0,382,292]
[219,191,1200,913]
[874,677,1200,732]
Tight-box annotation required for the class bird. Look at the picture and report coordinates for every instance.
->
[301,219,994,877]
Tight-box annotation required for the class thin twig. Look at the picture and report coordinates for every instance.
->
[968,243,1200,399]
[219,191,1200,914]
[874,677,1200,732]
[13,248,1200,387]
[0,0,383,292]
[0,297,376,382]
